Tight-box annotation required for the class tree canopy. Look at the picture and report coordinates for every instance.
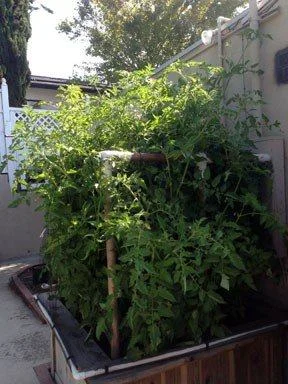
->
[0,0,53,107]
[60,0,246,82]
[0,0,31,106]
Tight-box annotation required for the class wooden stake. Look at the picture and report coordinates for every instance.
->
[101,152,166,359]
[104,184,120,359]
[106,236,120,359]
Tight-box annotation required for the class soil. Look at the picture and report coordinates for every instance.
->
[18,264,56,295]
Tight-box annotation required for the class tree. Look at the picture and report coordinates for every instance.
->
[0,0,31,106]
[0,0,53,107]
[60,0,246,82]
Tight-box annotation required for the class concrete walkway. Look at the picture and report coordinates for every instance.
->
[0,256,50,384]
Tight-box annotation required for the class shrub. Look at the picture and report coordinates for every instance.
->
[6,62,281,359]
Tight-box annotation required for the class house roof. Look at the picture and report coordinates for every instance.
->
[29,75,107,93]
[154,0,279,76]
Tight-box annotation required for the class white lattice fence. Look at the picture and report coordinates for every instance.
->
[0,79,58,187]
[10,108,58,129]
[7,108,58,187]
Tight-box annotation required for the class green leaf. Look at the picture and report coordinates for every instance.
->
[157,287,176,303]
[207,290,225,304]
[228,253,246,271]
[158,306,174,318]
[220,274,230,291]
[199,289,205,302]
[96,317,107,339]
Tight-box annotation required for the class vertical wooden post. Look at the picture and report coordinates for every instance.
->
[103,160,120,359]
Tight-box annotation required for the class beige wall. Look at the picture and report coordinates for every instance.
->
[159,1,288,130]
[156,1,288,258]
[0,86,48,261]
[26,87,59,108]
[0,175,44,260]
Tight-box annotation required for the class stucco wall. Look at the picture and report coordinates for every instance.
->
[26,87,59,108]
[155,1,288,258]
[0,85,48,260]
[158,1,288,131]
[0,175,44,260]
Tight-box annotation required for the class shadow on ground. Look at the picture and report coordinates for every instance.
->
[0,255,50,384]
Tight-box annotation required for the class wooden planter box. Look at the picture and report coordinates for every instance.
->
[36,293,288,384]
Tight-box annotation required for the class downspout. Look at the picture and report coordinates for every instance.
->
[217,17,231,67]
[216,17,231,126]
[249,0,262,122]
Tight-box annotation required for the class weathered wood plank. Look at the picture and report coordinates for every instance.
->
[88,358,189,384]
[201,350,231,384]
[234,332,282,384]
[162,367,181,384]
[37,293,110,373]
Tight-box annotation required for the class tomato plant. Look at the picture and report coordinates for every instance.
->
[5,61,282,359]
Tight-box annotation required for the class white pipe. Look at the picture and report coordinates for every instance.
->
[254,153,271,162]
[217,17,231,67]
[216,16,231,128]
[99,151,133,176]
[249,0,262,121]
[99,150,133,162]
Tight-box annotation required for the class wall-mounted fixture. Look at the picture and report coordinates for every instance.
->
[201,29,217,46]
[201,17,231,67]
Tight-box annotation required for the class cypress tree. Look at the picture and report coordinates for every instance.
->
[0,0,31,106]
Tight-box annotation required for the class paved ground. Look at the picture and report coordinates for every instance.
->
[0,255,50,384]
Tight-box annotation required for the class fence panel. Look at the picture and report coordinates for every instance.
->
[0,79,58,187]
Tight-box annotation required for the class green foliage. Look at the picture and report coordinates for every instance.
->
[6,60,282,359]
[0,0,31,106]
[59,0,246,81]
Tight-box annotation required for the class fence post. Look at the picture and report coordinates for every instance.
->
[0,78,9,172]
[2,78,10,127]
[1,78,15,186]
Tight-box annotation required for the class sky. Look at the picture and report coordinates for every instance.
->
[28,1,248,79]
[28,0,91,79]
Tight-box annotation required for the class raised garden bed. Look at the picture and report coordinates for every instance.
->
[9,263,54,324]
[10,61,287,384]
[36,292,288,384]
